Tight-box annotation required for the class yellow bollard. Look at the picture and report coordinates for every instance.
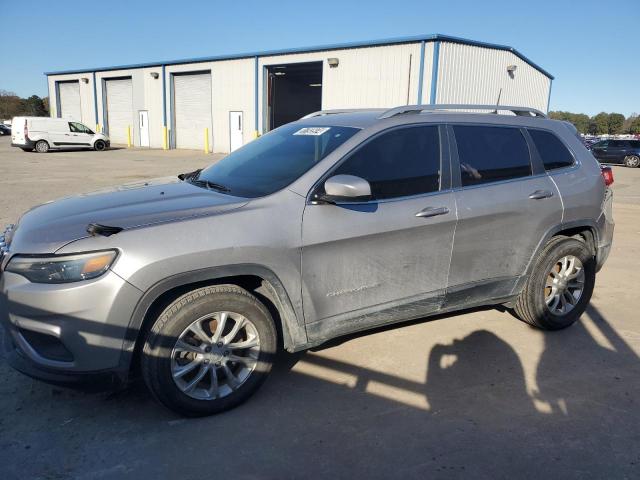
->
[96,124,101,133]
[204,127,210,153]
[127,126,132,148]
[254,130,260,139]
[163,126,168,150]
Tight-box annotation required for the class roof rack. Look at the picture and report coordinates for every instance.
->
[301,108,383,119]
[378,104,548,119]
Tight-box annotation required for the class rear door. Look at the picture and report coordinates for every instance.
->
[606,140,627,162]
[301,124,457,340]
[445,124,562,307]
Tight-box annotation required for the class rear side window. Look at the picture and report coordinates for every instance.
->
[529,129,575,171]
[331,125,440,200]
[453,126,531,186]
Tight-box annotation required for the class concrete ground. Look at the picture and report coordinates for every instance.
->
[0,136,638,479]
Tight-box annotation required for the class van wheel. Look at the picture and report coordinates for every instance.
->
[514,236,595,330]
[141,285,277,417]
[35,140,49,153]
[94,140,106,151]
[624,155,640,168]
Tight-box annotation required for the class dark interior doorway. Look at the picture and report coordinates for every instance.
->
[266,61,323,131]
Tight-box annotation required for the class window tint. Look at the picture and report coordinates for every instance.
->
[453,126,531,186]
[529,129,575,170]
[331,125,440,200]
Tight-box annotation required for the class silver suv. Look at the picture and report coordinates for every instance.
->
[0,105,614,416]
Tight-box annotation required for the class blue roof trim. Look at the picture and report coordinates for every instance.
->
[43,33,554,80]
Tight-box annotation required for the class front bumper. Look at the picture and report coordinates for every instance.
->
[0,268,143,386]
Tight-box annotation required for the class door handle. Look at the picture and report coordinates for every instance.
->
[415,206,450,218]
[529,190,553,200]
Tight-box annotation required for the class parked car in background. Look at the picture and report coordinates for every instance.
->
[0,124,11,136]
[590,139,640,167]
[11,117,110,153]
[1,104,615,416]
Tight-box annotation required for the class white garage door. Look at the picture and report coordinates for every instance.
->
[105,78,133,145]
[58,81,81,121]
[173,72,212,150]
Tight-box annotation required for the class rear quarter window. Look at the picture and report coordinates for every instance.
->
[528,129,575,171]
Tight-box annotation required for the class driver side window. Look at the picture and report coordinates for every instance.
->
[331,125,441,200]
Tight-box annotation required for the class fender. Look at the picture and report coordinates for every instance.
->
[511,219,599,296]
[116,264,307,373]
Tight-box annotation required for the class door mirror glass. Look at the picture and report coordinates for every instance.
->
[321,174,371,202]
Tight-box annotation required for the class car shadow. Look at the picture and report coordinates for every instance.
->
[0,303,638,478]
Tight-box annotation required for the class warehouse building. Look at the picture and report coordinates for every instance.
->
[44,34,553,153]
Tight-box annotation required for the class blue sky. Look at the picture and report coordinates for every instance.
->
[1,0,638,116]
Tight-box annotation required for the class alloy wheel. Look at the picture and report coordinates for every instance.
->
[170,311,261,400]
[544,255,585,316]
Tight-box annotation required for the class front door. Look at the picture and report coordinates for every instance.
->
[445,124,563,306]
[229,111,243,152]
[301,125,457,341]
[67,122,93,148]
[591,140,609,161]
[139,111,150,147]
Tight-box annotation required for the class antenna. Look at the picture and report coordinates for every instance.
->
[493,88,503,114]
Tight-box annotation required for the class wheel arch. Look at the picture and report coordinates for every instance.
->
[513,220,599,296]
[119,265,307,376]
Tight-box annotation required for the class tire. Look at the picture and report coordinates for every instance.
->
[624,155,640,168]
[141,285,277,417]
[514,236,595,330]
[94,140,106,151]
[35,140,49,153]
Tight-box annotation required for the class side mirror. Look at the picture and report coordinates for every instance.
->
[316,174,371,203]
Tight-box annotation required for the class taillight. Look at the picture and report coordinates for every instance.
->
[601,166,614,187]
[24,119,28,140]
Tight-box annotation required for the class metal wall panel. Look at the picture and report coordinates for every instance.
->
[58,81,82,121]
[258,43,426,132]
[105,78,133,144]
[436,42,551,112]
[173,72,212,150]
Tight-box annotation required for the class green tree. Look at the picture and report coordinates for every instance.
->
[22,95,48,116]
[572,114,590,134]
[630,117,640,135]
[608,113,625,135]
[590,112,609,135]
[0,90,23,119]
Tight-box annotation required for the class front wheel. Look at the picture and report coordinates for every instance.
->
[94,140,106,151]
[141,285,277,417]
[624,155,640,168]
[514,236,595,330]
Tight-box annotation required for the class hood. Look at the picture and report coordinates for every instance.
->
[8,177,248,254]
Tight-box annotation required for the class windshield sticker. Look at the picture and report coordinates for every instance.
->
[293,127,331,136]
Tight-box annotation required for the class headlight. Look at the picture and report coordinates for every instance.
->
[6,250,117,283]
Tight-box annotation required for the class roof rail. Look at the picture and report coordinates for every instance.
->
[301,108,383,119]
[378,104,548,119]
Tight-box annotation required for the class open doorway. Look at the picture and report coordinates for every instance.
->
[266,61,322,131]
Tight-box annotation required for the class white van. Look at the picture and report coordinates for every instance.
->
[11,117,110,153]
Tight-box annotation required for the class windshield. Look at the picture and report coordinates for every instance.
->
[196,124,360,197]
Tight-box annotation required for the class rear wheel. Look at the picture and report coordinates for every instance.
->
[514,236,595,330]
[624,155,640,168]
[94,140,106,151]
[141,285,277,417]
[35,140,49,153]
